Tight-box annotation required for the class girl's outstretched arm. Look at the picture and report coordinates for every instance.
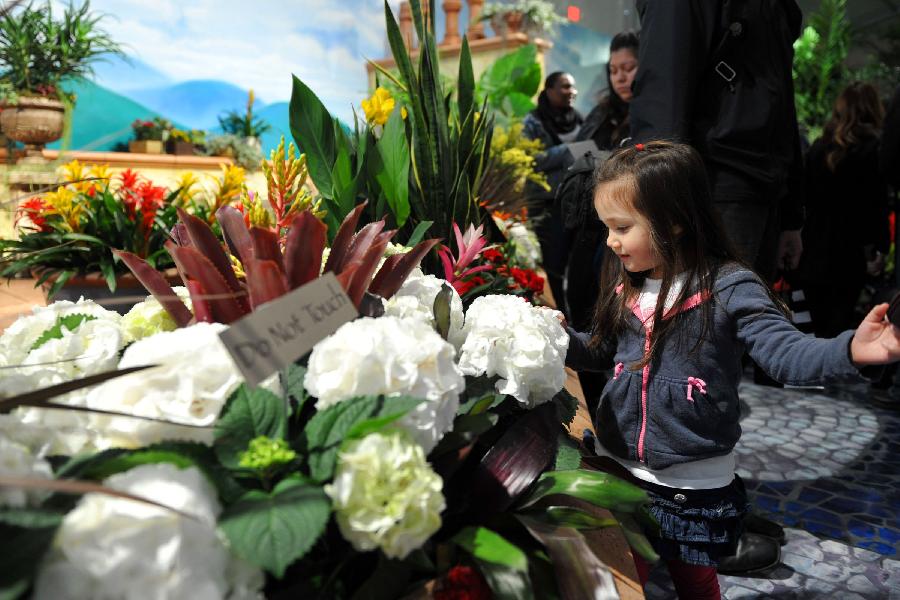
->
[849,303,900,366]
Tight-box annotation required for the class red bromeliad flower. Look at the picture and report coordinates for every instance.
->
[117,170,166,233]
[118,169,140,190]
[15,197,51,232]
[438,222,492,294]
[511,267,544,293]
[434,566,492,600]
[455,275,487,296]
[482,247,504,263]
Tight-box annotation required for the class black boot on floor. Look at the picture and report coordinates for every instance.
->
[743,512,786,545]
[717,533,781,576]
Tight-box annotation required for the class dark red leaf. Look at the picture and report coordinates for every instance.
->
[468,402,558,513]
[249,227,286,274]
[284,210,327,289]
[341,220,386,271]
[113,250,193,327]
[244,258,290,308]
[323,202,368,273]
[177,208,247,311]
[186,279,214,323]
[346,231,393,306]
[216,205,254,266]
[368,239,441,299]
[170,246,247,323]
[335,261,362,293]
[170,222,191,247]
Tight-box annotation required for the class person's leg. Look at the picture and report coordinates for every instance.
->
[713,202,772,270]
[632,554,651,588]
[666,560,721,600]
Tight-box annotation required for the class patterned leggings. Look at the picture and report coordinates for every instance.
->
[633,554,721,600]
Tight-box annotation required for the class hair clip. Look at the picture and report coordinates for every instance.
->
[635,143,645,151]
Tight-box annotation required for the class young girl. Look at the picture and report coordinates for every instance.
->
[565,141,900,599]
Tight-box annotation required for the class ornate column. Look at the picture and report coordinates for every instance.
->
[442,0,462,46]
[466,0,486,39]
[399,2,414,49]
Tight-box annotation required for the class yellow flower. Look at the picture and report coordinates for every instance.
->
[60,160,86,185]
[239,188,274,229]
[43,186,84,231]
[207,164,246,222]
[174,171,200,205]
[362,87,395,126]
[87,164,111,194]
[401,106,408,120]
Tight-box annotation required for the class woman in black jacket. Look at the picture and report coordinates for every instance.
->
[578,31,639,151]
[800,82,889,337]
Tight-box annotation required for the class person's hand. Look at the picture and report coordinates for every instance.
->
[849,303,900,366]
[556,312,568,330]
[777,229,803,271]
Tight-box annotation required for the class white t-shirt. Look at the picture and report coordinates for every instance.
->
[596,274,736,490]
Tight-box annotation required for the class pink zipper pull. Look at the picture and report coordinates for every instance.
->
[686,377,707,402]
[613,362,624,379]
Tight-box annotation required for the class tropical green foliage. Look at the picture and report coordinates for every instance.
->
[477,43,542,123]
[0,0,122,100]
[218,89,271,138]
[793,0,851,139]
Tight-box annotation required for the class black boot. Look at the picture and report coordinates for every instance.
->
[743,512,786,545]
[717,533,781,575]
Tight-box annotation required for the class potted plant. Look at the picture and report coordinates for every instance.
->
[166,127,195,155]
[480,0,565,38]
[0,0,122,162]
[217,88,271,151]
[205,133,263,170]
[129,117,169,154]
[0,161,183,310]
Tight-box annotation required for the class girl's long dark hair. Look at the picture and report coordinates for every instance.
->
[597,31,639,147]
[823,81,884,171]
[589,142,747,369]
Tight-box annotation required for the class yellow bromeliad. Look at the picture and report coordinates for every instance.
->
[87,164,111,194]
[174,171,200,206]
[43,186,84,231]
[207,164,246,222]
[262,137,327,231]
[239,187,274,229]
[362,87,395,126]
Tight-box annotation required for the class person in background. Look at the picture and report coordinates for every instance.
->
[523,71,583,307]
[579,31,640,150]
[799,82,889,338]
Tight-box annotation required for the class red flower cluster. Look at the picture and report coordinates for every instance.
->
[118,169,167,232]
[15,197,50,232]
[455,275,486,296]
[434,566,492,600]
[511,267,544,293]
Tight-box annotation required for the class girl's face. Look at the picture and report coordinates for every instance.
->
[609,49,638,103]
[595,179,662,277]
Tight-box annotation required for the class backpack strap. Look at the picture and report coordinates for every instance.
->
[709,0,746,92]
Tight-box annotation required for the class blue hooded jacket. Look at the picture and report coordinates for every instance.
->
[566,265,865,470]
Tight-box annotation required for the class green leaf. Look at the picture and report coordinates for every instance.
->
[452,526,528,571]
[432,282,453,341]
[517,515,619,600]
[540,506,618,530]
[214,385,288,469]
[611,511,660,563]
[554,434,582,471]
[100,259,117,292]
[290,75,338,199]
[552,388,578,426]
[374,106,411,226]
[281,364,309,416]
[521,470,649,513]
[405,220,432,247]
[30,313,98,351]
[45,269,74,302]
[219,477,331,577]
[305,395,423,481]
[0,509,64,590]
[475,560,534,600]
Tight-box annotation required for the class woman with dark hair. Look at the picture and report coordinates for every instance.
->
[523,71,583,305]
[579,31,639,150]
[800,81,889,337]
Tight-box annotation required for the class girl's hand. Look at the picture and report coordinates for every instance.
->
[849,303,900,366]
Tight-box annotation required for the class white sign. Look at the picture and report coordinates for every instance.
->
[219,273,358,386]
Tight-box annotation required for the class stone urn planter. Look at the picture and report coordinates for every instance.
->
[128,139,164,154]
[0,96,65,163]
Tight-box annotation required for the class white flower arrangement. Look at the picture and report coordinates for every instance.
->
[33,464,263,600]
[304,316,464,453]
[382,271,465,348]
[120,287,192,344]
[85,322,245,449]
[457,295,568,407]
[326,431,444,559]
[0,435,53,507]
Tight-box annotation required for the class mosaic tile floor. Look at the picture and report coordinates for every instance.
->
[644,380,900,599]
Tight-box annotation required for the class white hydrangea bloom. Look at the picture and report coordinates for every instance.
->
[304,316,464,452]
[120,287,192,343]
[0,435,53,507]
[34,464,264,600]
[508,222,542,269]
[326,432,444,559]
[382,272,465,348]
[457,295,568,407]
[85,322,244,449]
